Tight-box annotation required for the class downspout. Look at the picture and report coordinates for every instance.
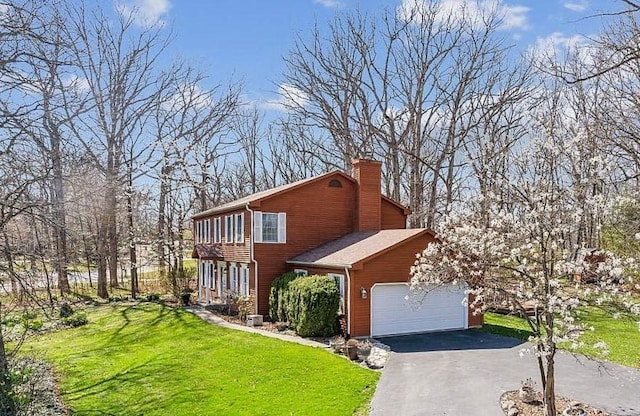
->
[246,203,259,314]
[344,267,351,336]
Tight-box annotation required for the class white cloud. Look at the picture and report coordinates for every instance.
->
[115,0,171,28]
[531,32,586,58]
[398,0,530,31]
[500,4,530,30]
[260,84,309,112]
[62,75,91,94]
[163,82,213,111]
[563,1,589,12]
[313,0,343,9]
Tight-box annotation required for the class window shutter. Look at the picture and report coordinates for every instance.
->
[277,212,286,243]
[253,211,262,243]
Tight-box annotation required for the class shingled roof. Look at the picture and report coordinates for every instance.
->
[287,228,432,269]
[192,170,354,219]
[191,244,224,259]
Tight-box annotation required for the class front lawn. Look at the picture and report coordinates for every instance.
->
[23,302,378,415]
[479,310,640,368]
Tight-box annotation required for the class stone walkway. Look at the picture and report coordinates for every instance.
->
[184,305,328,349]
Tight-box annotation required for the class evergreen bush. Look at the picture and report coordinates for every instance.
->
[268,272,299,322]
[287,275,340,337]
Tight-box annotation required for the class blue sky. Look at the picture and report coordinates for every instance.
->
[115,0,617,111]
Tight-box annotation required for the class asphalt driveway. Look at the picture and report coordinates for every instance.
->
[369,331,640,416]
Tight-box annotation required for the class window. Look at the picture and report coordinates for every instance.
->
[209,262,215,289]
[328,273,345,314]
[213,217,221,243]
[225,215,233,244]
[196,220,203,244]
[235,213,244,243]
[328,179,342,188]
[219,262,227,294]
[294,269,308,276]
[239,265,250,297]
[253,211,286,243]
[204,219,210,243]
[199,261,206,287]
[229,263,238,294]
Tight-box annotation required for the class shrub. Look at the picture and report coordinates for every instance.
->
[287,275,340,337]
[237,295,255,321]
[268,272,300,322]
[146,293,161,302]
[164,266,196,299]
[59,303,74,318]
[62,312,88,328]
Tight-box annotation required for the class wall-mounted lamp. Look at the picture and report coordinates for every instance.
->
[360,287,367,299]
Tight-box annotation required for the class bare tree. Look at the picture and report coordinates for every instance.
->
[280,1,530,227]
[62,2,173,297]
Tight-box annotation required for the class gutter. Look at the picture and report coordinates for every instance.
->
[285,260,353,270]
[246,203,259,314]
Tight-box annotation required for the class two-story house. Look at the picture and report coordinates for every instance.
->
[192,159,482,337]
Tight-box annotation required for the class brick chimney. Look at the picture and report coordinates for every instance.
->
[352,159,382,231]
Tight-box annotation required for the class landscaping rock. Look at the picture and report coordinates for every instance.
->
[502,400,516,410]
[365,345,390,369]
[508,407,519,416]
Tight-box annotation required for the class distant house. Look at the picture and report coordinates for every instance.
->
[191,159,482,337]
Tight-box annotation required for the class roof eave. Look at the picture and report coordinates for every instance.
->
[192,170,355,220]
[285,260,353,270]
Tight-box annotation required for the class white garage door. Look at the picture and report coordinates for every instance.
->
[371,283,467,337]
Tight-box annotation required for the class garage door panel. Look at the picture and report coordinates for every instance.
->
[371,283,467,337]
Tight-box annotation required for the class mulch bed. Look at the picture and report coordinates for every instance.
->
[501,391,608,416]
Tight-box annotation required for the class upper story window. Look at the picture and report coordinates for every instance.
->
[253,211,286,243]
[204,219,210,243]
[235,213,244,243]
[196,220,203,244]
[328,179,342,188]
[225,215,233,244]
[213,217,221,244]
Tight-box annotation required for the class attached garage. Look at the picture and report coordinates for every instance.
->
[370,283,468,337]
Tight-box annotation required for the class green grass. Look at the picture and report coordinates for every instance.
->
[23,303,378,415]
[479,310,640,368]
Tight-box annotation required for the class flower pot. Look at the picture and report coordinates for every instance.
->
[562,407,587,416]
[518,386,536,403]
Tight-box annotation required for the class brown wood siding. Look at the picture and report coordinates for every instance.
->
[253,174,357,315]
[196,209,251,264]
[349,234,484,336]
[349,233,434,337]
[381,198,408,229]
[468,293,484,327]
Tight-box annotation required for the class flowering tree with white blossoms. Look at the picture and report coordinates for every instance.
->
[410,136,639,416]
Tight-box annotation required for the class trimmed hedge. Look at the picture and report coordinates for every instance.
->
[268,272,299,322]
[287,275,340,337]
[268,273,341,337]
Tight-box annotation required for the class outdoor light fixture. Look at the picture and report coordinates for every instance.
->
[360,287,367,299]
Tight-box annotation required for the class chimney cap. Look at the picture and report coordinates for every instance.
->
[351,158,382,165]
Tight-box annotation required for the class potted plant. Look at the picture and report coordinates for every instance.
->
[518,378,537,403]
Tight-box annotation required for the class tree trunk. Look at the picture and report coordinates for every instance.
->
[51,127,70,295]
[0,312,15,415]
[96,220,109,299]
[127,170,138,299]
[2,231,18,298]
[157,165,169,277]
[107,173,119,288]
[543,353,557,416]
